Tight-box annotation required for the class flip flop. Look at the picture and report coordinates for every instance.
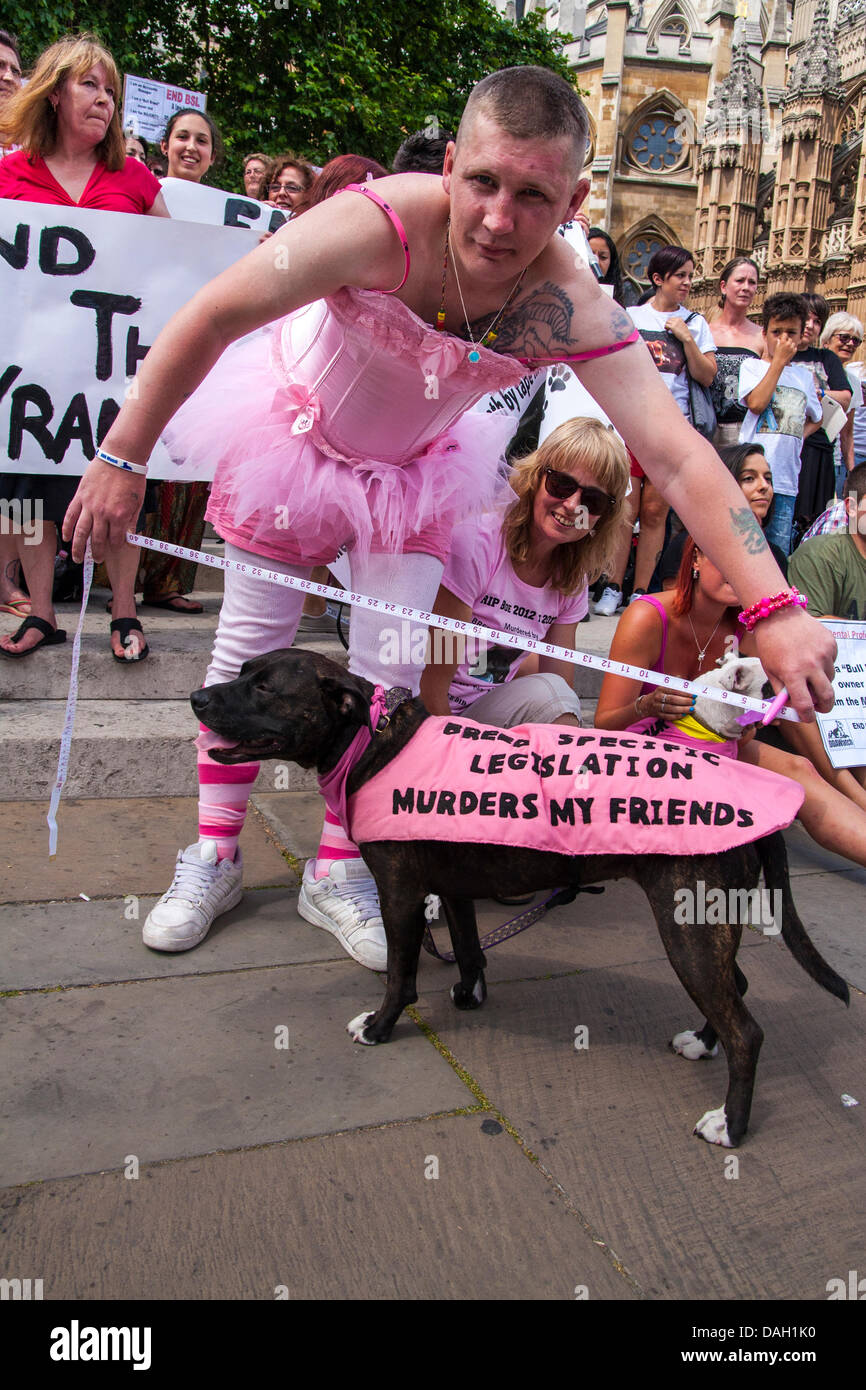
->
[141,595,204,614]
[0,598,31,617]
[0,615,67,658]
[110,617,149,663]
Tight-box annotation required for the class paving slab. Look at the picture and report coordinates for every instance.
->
[0,890,350,992]
[0,798,297,901]
[0,961,471,1186]
[0,1113,636,1300]
[412,945,864,1300]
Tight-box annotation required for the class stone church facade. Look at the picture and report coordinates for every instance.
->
[497,0,866,328]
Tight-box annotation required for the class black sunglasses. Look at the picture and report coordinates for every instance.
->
[542,467,615,515]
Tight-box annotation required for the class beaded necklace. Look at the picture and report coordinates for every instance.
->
[437,217,526,361]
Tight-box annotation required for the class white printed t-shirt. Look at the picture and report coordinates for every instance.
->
[627,303,716,418]
[442,512,588,713]
[737,359,822,496]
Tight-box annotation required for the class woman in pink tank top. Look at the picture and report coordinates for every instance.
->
[596,541,866,868]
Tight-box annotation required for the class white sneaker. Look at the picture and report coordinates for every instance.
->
[142,840,243,952]
[593,585,623,616]
[298,859,387,972]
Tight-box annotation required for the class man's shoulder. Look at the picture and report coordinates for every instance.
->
[792,530,853,568]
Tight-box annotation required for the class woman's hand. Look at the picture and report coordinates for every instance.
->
[634,686,695,722]
[664,315,692,344]
[62,459,146,563]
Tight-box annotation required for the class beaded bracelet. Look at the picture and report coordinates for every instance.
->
[737,588,808,632]
[95,447,148,476]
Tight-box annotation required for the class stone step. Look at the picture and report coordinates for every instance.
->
[0,591,348,701]
[0,698,323,802]
[2,679,599,804]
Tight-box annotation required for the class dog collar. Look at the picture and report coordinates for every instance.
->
[372,685,413,733]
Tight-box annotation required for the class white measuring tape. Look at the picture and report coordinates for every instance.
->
[47,530,798,856]
[128,532,799,718]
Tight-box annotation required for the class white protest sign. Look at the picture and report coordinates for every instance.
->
[0,201,257,478]
[159,176,288,235]
[123,74,206,144]
[817,620,866,768]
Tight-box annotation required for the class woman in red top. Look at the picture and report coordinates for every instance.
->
[0,33,168,660]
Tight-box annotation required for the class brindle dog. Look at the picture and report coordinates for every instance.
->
[192,649,848,1148]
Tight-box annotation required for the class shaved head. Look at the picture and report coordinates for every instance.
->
[457,66,589,177]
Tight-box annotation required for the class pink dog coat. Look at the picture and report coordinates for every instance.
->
[345,718,804,856]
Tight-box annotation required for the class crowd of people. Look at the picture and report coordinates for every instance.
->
[0,29,859,974]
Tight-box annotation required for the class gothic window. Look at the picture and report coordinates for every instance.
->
[646,0,695,53]
[627,115,685,172]
[622,234,666,281]
[660,16,689,43]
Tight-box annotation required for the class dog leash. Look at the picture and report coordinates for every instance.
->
[420,884,605,962]
[46,529,799,855]
[47,541,95,856]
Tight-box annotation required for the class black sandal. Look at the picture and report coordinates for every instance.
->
[0,615,67,658]
[110,617,149,663]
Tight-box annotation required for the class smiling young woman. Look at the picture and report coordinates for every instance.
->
[160,109,222,184]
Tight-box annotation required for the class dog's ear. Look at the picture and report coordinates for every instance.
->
[320,674,370,729]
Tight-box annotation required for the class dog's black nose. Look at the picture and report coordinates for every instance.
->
[190,689,209,715]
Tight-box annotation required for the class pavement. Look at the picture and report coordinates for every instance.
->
[0,578,864,1302]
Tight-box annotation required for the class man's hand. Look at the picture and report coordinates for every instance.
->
[752,606,836,722]
[773,336,798,369]
[62,459,146,563]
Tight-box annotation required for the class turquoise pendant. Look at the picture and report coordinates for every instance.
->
[468,349,480,363]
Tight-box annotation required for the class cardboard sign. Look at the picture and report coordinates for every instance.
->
[123,74,206,144]
[817,621,866,768]
[159,177,288,235]
[0,201,257,478]
[349,720,805,856]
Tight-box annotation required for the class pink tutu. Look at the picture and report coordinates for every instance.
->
[164,288,528,567]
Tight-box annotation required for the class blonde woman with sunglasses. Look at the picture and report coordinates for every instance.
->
[421,417,629,729]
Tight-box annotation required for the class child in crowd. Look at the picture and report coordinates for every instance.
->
[738,293,822,554]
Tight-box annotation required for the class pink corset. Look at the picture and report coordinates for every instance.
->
[271,286,528,466]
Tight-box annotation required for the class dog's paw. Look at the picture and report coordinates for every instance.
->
[694,1107,734,1147]
[347,1010,378,1045]
[450,973,486,1010]
[672,1029,719,1061]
